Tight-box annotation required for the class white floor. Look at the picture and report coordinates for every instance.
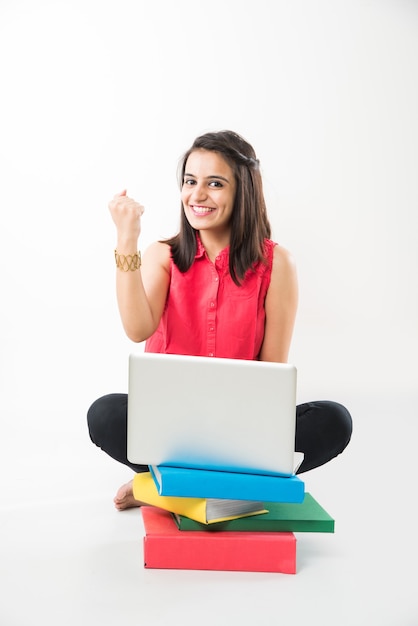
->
[1,390,417,626]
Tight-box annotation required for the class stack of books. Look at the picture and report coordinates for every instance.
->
[133,462,335,574]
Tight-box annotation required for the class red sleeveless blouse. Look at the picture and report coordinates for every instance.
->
[145,236,276,360]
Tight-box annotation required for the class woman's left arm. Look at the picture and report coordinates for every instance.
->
[259,245,298,363]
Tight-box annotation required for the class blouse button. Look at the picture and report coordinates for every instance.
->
[208,352,214,357]
[210,301,215,308]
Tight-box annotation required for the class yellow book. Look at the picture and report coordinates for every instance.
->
[133,472,267,525]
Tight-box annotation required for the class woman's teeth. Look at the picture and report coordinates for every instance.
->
[192,206,215,214]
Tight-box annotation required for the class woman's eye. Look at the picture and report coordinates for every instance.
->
[183,178,223,188]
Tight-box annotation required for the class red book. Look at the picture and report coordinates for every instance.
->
[142,506,296,574]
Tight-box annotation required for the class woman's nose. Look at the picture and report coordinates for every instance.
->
[190,183,207,202]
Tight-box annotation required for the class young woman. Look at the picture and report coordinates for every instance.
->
[88,130,352,510]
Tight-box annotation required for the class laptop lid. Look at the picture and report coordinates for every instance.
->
[127,352,298,476]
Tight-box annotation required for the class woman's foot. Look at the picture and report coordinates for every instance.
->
[114,479,144,511]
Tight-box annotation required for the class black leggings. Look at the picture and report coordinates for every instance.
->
[87,393,352,475]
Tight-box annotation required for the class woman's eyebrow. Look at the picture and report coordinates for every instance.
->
[184,172,230,183]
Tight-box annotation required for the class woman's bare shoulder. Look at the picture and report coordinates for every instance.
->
[272,243,297,274]
[143,240,171,268]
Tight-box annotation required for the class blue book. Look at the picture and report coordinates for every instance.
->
[149,464,305,503]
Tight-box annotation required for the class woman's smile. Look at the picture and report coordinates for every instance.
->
[190,204,217,216]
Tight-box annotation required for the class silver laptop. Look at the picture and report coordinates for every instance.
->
[127,352,299,476]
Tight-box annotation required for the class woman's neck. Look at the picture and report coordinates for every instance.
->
[198,230,230,262]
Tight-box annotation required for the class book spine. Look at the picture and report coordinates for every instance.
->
[174,514,334,533]
[154,466,305,503]
[143,532,297,573]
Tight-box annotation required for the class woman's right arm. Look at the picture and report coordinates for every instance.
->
[109,190,171,343]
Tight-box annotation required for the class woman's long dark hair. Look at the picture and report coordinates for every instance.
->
[164,130,272,285]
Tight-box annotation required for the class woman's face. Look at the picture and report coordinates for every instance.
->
[181,149,236,237]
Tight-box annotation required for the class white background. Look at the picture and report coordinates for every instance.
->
[1,0,417,411]
[1,2,417,624]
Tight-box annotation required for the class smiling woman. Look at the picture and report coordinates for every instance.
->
[168,130,272,286]
[87,129,352,511]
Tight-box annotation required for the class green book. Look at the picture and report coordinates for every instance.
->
[172,493,334,533]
